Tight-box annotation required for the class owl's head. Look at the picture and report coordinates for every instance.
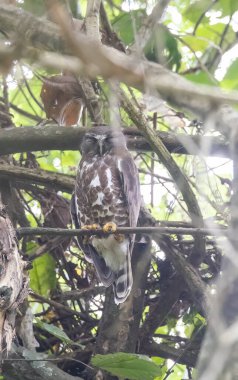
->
[81,125,127,157]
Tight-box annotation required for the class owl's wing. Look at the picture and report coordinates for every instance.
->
[70,193,115,287]
[70,192,92,262]
[117,153,141,229]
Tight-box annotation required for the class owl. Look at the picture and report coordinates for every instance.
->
[71,125,141,304]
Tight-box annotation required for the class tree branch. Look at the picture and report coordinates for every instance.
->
[0,163,75,192]
[139,206,208,315]
[120,91,206,265]
[0,125,229,157]
[2,344,83,380]
[16,226,226,238]
[0,204,28,358]
[85,0,101,40]
[140,274,185,341]
[30,291,95,323]
[139,340,197,367]
[1,3,238,118]
[130,0,171,51]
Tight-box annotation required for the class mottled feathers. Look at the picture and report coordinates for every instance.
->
[71,126,141,304]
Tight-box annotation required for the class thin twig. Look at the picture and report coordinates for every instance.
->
[29,291,95,322]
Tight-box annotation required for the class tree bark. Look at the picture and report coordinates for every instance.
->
[0,201,28,359]
[2,344,83,380]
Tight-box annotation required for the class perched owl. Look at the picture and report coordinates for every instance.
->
[71,125,141,304]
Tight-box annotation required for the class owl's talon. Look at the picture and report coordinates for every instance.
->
[82,225,92,244]
[91,223,100,230]
[114,233,124,243]
[103,222,117,233]
[82,224,92,230]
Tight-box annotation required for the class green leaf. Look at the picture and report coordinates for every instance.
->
[92,352,162,380]
[182,35,209,51]
[112,10,146,45]
[36,320,71,343]
[36,319,83,347]
[217,0,238,16]
[186,71,216,86]
[36,318,84,348]
[29,253,56,296]
[183,0,210,23]
[144,25,181,71]
[221,59,238,90]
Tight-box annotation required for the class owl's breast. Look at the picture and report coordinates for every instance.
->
[75,155,129,227]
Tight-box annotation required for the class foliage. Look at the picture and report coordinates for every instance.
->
[29,253,56,297]
[0,0,236,379]
[92,353,162,380]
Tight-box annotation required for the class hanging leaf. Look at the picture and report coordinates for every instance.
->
[112,10,146,45]
[29,253,56,296]
[35,319,83,348]
[40,75,84,126]
[92,352,162,380]
[183,0,210,23]
[217,0,238,16]
[221,59,238,90]
[144,25,181,72]
[36,319,72,343]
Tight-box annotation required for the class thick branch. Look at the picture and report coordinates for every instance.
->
[156,236,208,315]
[121,92,205,264]
[0,125,229,157]
[0,163,75,192]
[130,0,171,51]
[140,206,208,315]
[140,274,185,341]
[139,340,197,367]
[85,0,101,40]
[0,205,28,358]
[3,344,83,380]
[1,4,238,117]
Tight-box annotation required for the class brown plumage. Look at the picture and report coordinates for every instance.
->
[71,125,141,304]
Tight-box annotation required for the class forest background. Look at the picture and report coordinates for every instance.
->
[0,1,238,379]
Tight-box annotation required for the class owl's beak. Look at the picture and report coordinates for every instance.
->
[98,140,103,156]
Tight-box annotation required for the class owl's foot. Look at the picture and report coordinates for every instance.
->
[103,222,117,233]
[114,233,125,243]
[81,224,100,230]
[82,224,100,244]
[81,224,91,230]
[91,224,100,230]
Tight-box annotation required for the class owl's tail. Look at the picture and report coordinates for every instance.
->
[113,248,133,305]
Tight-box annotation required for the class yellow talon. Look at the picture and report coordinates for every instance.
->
[82,224,92,230]
[82,224,100,230]
[103,222,117,233]
[91,224,100,230]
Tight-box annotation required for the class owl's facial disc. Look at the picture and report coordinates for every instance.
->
[81,128,126,156]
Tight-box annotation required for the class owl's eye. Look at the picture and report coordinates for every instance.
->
[85,136,96,143]
[105,136,113,143]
